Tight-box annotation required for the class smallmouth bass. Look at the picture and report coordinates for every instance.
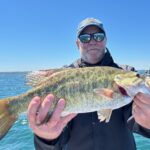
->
[0,66,150,140]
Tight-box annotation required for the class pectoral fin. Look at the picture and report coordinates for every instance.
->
[97,109,113,123]
[94,88,114,99]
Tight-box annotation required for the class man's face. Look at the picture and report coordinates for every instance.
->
[76,26,107,64]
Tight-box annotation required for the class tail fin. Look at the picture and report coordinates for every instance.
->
[0,99,17,140]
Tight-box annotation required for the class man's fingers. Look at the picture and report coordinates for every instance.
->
[135,92,150,104]
[49,99,65,127]
[27,96,41,127]
[133,105,150,129]
[132,103,140,114]
[36,94,54,124]
[134,97,146,109]
[132,102,148,120]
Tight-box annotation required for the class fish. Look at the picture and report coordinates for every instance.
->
[0,66,150,140]
[145,77,150,87]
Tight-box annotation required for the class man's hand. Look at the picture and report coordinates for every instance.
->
[27,94,77,140]
[132,92,150,129]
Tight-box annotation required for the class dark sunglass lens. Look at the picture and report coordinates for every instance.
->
[79,34,91,43]
[94,33,105,41]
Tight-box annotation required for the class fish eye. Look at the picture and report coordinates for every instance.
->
[136,73,140,78]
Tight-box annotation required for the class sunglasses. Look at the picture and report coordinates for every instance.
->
[78,32,105,43]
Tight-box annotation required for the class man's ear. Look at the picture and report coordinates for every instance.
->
[76,40,79,49]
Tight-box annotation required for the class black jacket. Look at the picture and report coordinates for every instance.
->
[34,49,150,150]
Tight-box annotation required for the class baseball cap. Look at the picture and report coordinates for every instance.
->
[77,18,105,36]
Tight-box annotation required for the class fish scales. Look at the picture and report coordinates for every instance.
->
[7,67,120,115]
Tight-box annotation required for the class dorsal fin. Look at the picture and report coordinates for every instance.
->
[26,68,63,87]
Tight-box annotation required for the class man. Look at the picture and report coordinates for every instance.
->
[27,18,150,150]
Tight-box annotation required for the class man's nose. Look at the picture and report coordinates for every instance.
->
[89,37,97,44]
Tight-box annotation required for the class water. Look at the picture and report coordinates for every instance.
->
[0,72,34,150]
[0,72,150,150]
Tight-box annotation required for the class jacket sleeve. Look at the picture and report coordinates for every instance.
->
[34,123,71,150]
[127,116,150,138]
[34,135,60,150]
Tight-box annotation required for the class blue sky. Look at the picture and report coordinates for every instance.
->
[0,0,150,71]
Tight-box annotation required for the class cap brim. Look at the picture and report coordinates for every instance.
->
[77,24,105,36]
